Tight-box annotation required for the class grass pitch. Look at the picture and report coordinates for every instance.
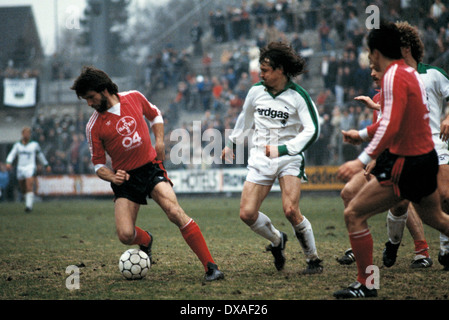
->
[0,194,448,303]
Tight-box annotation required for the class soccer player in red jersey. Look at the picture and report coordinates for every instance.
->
[71,66,223,281]
[334,21,449,298]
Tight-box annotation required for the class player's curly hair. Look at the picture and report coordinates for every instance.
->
[259,41,306,78]
[395,21,424,63]
[71,66,119,98]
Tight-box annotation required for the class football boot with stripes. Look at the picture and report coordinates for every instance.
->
[336,248,356,265]
[333,281,378,299]
[410,256,433,269]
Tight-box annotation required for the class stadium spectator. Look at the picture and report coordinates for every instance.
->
[0,162,10,202]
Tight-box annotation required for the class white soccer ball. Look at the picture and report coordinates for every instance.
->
[118,249,151,280]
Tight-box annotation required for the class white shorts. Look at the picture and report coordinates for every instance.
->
[16,165,36,180]
[433,135,449,165]
[246,149,306,186]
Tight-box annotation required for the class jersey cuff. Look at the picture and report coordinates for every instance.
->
[358,151,372,166]
[149,115,163,127]
[94,164,107,172]
[278,145,289,156]
[358,128,369,141]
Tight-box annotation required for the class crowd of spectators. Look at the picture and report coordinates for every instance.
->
[6,0,449,176]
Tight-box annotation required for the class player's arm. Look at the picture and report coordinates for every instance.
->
[139,92,165,160]
[151,123,165,161]
[96,166,129,185]
[5,143,18,170]
[222,89,254,162]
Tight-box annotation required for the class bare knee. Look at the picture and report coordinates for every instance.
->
[117,229,135,245]
[341,186,357,208]
[240,205,257,226]
[283,205,300,225]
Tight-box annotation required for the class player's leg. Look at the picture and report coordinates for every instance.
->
[279,175,322,274]
[383,200,409,267]
[114,197,142,244]
[151,181,223,280]
[340,170,368,208]
[412,190,449,241]
[406,204,433,268]
[437,164,449,270]
[337,170,368,265]
[239,181,287,270]
[24,176,35,212]
[334,179,398,299]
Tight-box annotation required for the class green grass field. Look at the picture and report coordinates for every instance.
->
[0,194,448,303]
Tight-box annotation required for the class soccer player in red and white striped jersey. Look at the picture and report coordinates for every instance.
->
[71,66,223,281]
[334,21,449,299]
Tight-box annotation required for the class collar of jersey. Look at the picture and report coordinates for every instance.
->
[107,103,121,116]
[262,80,294,98]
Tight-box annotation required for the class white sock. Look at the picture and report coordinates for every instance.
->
[250,212,281,246]
[293,216,319,261]
[440,233,449,255]
[25,192,34,209]
[387,210,407,244]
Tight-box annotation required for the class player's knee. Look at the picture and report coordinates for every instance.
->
[283,205,298,222]
[117,230,135,245]
[391,202,408,216]
[340,187,355,207]
[239,207,256,225]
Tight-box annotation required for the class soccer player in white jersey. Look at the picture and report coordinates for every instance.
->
[6,126,51,212]
[221,41,323,273]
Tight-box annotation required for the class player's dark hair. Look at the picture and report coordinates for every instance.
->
[396,21,424,63]
[367,20,402,60]
[259,41,306,78]
[71,66,119,98]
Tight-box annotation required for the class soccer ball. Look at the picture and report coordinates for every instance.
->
[118,248,151,280]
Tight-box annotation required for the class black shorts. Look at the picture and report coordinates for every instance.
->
[371,149,438,203]
[111,160,172,205]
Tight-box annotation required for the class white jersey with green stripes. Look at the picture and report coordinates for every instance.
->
[228,81,320,157]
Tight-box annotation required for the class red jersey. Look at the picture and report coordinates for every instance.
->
[364,60,433,159]
[86,90,162,171]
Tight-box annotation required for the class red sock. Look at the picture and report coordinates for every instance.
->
[414,240,430,258]
[180,219,215,271]
[131,226,151,247]
[349,228,373,285]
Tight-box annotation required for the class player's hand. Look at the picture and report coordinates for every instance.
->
[354,95,380,111]
[342,130,363,145]
[440,116,449,142]
[265,145,279,158]
[45,165,51,173]
[114,169,130,186]
[221,146,235,163]
[364,159,376,180]
[337,159,365,182]
[5,163,12,171]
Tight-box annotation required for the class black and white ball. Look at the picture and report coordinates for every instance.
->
[119,249,151,280]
